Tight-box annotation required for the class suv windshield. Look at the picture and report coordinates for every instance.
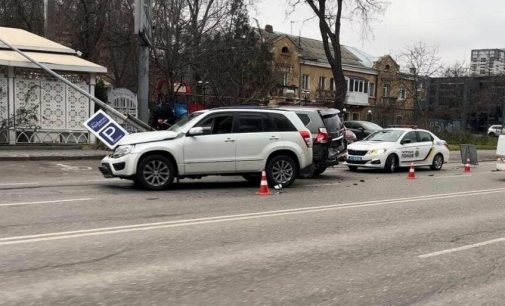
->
[365,129,404,142]
[168,112,204,133]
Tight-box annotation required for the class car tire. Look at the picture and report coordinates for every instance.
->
[348,166,358,171]
[430,153,444,170]
[266,155,298,187]
[136,154,175,190]
[242,174,261,185]
[384,154,398,173]
[489,132,496,137]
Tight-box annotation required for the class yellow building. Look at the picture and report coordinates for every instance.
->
[262,25,414,125]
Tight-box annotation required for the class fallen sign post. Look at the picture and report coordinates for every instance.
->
[0,35,153,132]
[84,110,128,149]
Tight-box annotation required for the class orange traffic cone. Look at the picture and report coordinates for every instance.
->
[464,158,471,173]
[407,162,416,179]
[256,170,272,195]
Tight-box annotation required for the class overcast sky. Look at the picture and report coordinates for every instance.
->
[249,0,505,67]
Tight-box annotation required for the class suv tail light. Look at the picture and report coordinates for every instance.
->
[299,130,312,148]
[315,127,329,144]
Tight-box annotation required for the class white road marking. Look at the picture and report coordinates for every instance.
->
[0,198,93,208]
[419,237,505,258]
[1,188,505,246]
[433,174,472,179]
[55,163,92,171]
[0,182,40,186]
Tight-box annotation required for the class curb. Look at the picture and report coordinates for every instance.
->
[0,155,107,161]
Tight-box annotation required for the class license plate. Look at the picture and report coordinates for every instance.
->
[348,155,362,161]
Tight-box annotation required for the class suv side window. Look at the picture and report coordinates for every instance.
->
[401,131,418,144]
[271,113,297,131]
[296,113,311,126]
[196,114,234,134]
[417,131,433,142]
[236,113,274,133]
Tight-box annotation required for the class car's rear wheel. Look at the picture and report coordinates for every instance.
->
[266,155,298,187]
[136,154,175,190]
[430,153,444,170]
[384,154,398,173]
[489,132,496,137]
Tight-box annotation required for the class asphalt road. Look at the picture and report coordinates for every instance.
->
[1,160,505,305]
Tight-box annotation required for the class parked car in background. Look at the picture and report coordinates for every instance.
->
[279,107,346,176]
[344,120,382,140]
[345,129,357,144]
[488,124,503,137]
[345,128,450,172]
[99,108,313,190]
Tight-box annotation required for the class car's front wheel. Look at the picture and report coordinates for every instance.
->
[430,153,444,170]
[384,154,398,173]
[266,155,298,187]
[489,132,496,137]
[136,154,175,190]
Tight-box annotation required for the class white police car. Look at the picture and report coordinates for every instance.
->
[345,128,450,172]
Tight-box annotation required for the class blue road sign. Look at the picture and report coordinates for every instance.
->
[99,122,127,147]
[85,112,110,133]
[83,110,129,149]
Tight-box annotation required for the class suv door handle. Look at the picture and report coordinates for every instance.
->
[269,136,279,140]
[224,138,235,143]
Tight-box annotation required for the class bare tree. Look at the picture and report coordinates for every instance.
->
[397,41,443,124]
[442,60,469,78]
[0,0,44,35]
[289,0,387,109]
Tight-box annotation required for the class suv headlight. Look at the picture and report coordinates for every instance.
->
[367,148,387,156]
[112,145,134,158]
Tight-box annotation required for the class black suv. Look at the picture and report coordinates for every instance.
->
[278,107,346,176]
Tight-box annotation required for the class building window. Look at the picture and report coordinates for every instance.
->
[281,46,289,54]
[301,74,310,90]
[383,84,391,97]
[348,78,369,94]
[481,58,487,62]
[480,69,486,74]
[318,76,326,90]
[282,72,289,86]
[352,112,359,120]
[369,83,375,97]
[330,78,334,91]
[399,87,406,99]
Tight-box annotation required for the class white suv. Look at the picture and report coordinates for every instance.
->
[99,108,313,190]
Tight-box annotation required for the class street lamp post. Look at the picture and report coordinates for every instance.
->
[367,109,372,122]
[342,108,347,121]
[198,81,209,105]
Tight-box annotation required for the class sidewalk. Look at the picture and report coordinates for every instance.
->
[0,148,496,162]
[0,148,111,161]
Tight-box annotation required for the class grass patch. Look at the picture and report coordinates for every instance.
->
[439,132,498,151]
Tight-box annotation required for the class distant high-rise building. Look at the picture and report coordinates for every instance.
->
[470,49,505,76]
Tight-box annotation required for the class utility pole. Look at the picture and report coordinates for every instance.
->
[135,0,152,124]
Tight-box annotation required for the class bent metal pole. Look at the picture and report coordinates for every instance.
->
[0,36,152,132]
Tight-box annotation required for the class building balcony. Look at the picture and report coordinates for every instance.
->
[346,91,369,106]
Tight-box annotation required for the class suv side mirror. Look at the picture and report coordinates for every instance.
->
[401,139,411,145]
[188,127,210,136]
